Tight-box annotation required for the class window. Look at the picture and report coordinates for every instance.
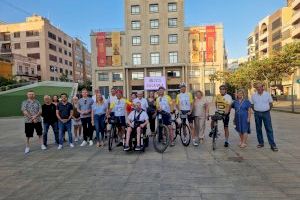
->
[149,71,162,77]
[14,43,21,49]
[49,43,56,51]
[150,35,159,45]
[132,54,142,65]
[48,32,56,40]
[273,43,282,51]
[27,41,39,48]
[58,37,62,43]
[27,53,40,59]
[132,72,144,80]
[99,86,110,99]
[69,52,72,57]
[64,40,67,45]
[205,83,215,96]
[131,5,140,14]
[149,4,159,13]
[204,69,216,76]
[18,65,23,72]
[132,36,141,46]
[49,54,57,62]
[167,70,180,78]
[69,61,72,66]
[26,30,39,37]
[65,60,68,65]
[105,38,112,47]
[64,50,67,55]
[49,65,55,72]
[112,72,123,81]
[14,32,20,38]
[272,30,282,42]
[150,53,160,64]
[168,18,177,28]
[60,68,63,73]
[168,34,178,44]
[59,48,62,53]
[169,52,178,64]
[70,71,72,75]
[131,21,141,30]
[59,58,63,63]
[68,43,71,48]
[98,73,109,81]
[168,2,177,12]
[50,77,55,81]
[150,19,159,29]
[272,18,282,30]
[106,56,112,66]
[189,69,201,77]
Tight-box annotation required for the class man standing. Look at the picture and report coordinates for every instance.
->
[21,90,43,154]
[56,93,74,149]
[133,91,149,111]
[175,83,194,144]
[42,95,59,148]
[211,85,233,147]
[251,83,278,151]
[78,88,94,146]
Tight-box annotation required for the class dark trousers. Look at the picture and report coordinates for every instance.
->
[43,122,59,145]
[81,117,93,141]
[254,111,276,147]
[148,113,156,133]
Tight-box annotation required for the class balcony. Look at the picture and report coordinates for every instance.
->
[259,31,268,41]
[292,0,300,10]
[292,10,300,25]
[259,42,268,51]
[292,23,300,39]
[0,48,12,53]
[16,71,39,78]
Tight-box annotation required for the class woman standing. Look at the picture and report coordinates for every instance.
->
[147,91,156,135]
[232,89,252,148]
[72,96,82,142]
[193,90,208,146]
[91,93,108,147]
[52,95,59,107]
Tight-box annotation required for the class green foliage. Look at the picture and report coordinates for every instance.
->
[78,79,92,92]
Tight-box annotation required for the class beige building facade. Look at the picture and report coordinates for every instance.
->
[91,0,226,98]
[0,15,74,82]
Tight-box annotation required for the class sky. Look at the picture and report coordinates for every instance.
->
[0,0,286,59]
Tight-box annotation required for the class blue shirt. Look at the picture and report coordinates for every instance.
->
[78,97,94,118]
[92,101,108,115]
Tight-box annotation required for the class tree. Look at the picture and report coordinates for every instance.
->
[59,73,69,82]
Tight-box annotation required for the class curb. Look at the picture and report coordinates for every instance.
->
[272,109,300,114]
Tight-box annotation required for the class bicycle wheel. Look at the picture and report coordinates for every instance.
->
[108,125,116,151]
[153,125,170,153]
[180,123,191,146]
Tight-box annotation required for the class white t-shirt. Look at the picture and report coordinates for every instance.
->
[251,91,273,112]
[108,95,118,104]
[133,98,149,111]
[128,110,149,122]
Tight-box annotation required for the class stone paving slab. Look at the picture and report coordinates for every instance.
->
[0,112,300,200]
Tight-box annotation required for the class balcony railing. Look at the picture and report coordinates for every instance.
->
[0,48,12,53]
[292,0,300,10]
[16,71,39,78]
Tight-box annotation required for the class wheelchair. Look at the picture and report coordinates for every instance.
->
[124,121,149,152]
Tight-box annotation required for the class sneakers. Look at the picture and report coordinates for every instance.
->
[135,146,141,151]
[74,137,78,142]
[257,144,264,148]
[24,147,30,154]
[89,140,93,146]
[80,140,87,147]
[224,141,229,148]
[271,146,278,152]
[170,142,175,147]
[192,139,199,146]
[58,145,63,150]
[70,143,74,148]
[123,146,130,151]
[183,138,187,144]
[41,144,47,150]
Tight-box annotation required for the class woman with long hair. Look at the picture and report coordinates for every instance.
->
[72,96,82,142]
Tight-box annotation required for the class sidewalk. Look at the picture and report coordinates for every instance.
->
[273,100,300,113]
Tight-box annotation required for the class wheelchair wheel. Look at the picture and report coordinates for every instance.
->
[180,123,191,146]
[153,124,169,153]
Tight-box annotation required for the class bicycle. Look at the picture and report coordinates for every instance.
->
[107,116,120,151]
[172,111,191,146]
[208,111,224,151]
[153,110,170,153]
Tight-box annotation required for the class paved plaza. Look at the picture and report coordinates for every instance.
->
[0,111,300,200]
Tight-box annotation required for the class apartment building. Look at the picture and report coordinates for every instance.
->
[72,38,92,83]
[91,0,226,98]
[0,15,74,82]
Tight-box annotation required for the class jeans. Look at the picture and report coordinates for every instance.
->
[254,111,276,147]
[43,122,59,145]
[81,117,93,141]
[58,120,73,145]
[94,114,106,142]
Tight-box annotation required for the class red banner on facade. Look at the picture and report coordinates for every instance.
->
[96,32,106,67]
[206,26,216,62]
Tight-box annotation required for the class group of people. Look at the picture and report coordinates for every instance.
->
[21,82,278,154]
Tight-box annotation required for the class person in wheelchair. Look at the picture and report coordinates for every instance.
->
[124,102,149,151]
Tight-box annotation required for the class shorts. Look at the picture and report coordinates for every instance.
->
[25,122,43,138]
[115,116,126,127]
[72,119,82,126]
[162,113,171,126]
[223,113,230,128]
[181,110,194,124]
